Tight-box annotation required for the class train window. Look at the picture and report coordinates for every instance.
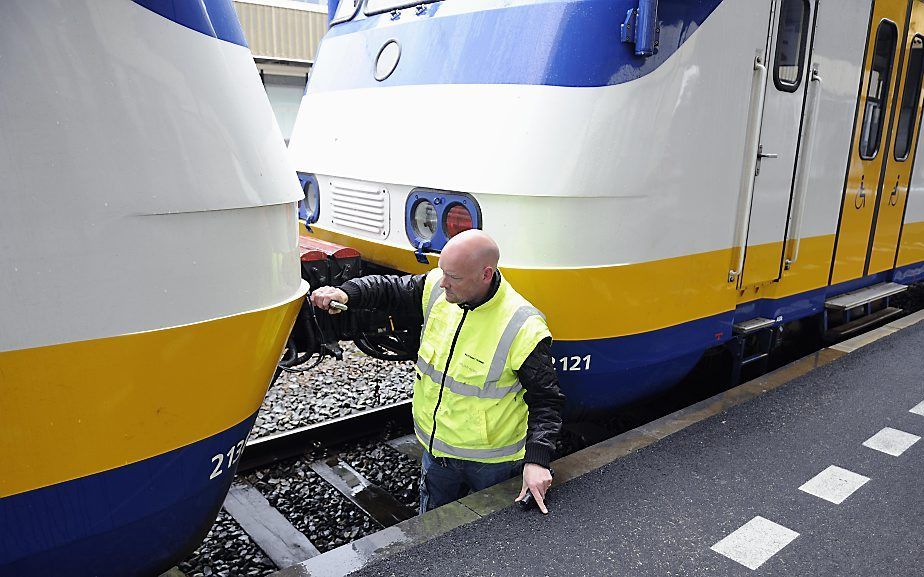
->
[859,21,898,160]
[894,36,924,161]
[773,0,810,92]
[331,0,362,25]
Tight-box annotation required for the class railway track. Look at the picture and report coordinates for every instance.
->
[178,401,419,577]
[238,399,412,473]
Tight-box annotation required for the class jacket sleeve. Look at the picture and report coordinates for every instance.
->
[517,337,565,469]
[339,273,427,324]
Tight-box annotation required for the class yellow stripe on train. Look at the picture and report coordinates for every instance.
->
[305,226,876,340]
[0,284,306,498]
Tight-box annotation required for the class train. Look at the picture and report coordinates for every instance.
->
[0,1,306,575]
[288,0,924,418]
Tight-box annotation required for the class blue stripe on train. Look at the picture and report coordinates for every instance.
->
[554,262,924,417]
[0,413,257,577]
[552,313,733,417]
[132,0,248,48]
[309,0,724,92]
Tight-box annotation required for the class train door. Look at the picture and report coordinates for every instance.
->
[830,0,912,285]
[868,3,924,274]
[739,0,817,287]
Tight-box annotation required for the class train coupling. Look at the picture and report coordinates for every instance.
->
[281,235,419,371]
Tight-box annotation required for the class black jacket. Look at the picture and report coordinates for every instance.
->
[341,272,565,468]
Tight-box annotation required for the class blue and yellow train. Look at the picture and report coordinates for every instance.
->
[290,0,924,417]
[0,1,306,575]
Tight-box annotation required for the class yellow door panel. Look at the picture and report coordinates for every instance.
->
[897,220,924,266]
[869,4,924,274]
[831,0,910,285]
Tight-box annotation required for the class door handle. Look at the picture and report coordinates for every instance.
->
[754,144,777,175]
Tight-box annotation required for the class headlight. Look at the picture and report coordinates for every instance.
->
[411,200,438,240]
[297,173,320,224]
[405,189,482,252]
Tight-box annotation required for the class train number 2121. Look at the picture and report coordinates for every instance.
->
[557,355,591,371]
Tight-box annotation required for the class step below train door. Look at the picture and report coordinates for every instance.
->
[868,3,924,275]
[732,0,818,288]
[830,0,911,285]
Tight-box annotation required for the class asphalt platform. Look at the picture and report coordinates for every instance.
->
[278,311,924,577]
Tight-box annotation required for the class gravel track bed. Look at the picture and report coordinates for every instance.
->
[252,342,414,439]
[178,509,276,577]
[338,439,421,511]
[244,456,379,552]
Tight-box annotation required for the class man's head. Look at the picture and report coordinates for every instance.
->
[437,229,500,304]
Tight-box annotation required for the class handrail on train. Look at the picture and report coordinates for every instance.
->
[729,51,770,284]
[785,66,823,269]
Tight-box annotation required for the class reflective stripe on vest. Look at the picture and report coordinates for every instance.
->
[415,357,523,399]
[414,304,541,399]
[420,283,445,337]
[414,420,526,460]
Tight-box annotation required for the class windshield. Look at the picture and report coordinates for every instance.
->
[365,0,441,15]
[332,0,362,23]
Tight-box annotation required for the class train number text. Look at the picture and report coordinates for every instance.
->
[557,355,591,371]
[209,437,247,480]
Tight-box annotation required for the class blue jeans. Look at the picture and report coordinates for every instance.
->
[419,452,521,514]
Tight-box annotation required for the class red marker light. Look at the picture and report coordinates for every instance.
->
[444,204,473,238]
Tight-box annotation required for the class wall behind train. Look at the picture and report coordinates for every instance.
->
[234,0,327,143]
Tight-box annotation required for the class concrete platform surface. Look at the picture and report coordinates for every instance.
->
[279,312,924,577]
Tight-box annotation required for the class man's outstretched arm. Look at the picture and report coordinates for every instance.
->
[310,274,426,322]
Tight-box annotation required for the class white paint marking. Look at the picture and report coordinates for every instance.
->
[863,427,921,457]
[910,401,924,417]
[798,465,870,504]
[711,516,800,570]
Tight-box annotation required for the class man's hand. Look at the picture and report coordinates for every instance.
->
[516,463,553,514]
[310,286,349,314]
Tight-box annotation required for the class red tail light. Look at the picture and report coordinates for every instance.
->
[444,204,474,238]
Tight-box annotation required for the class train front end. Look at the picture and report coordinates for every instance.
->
[0,1,307,575]
[290,0,746,417]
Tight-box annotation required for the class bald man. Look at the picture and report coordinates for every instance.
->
[311,230,565,514]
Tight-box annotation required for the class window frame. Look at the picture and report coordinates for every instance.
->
[859,19,899,161]
[330,0,364,26]
[893,34,924,161]
[773,0,811,93]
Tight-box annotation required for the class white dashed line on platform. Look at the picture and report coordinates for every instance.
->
[798,465,870,504]
[863,427,921,456]
[711,516,799,570]
[910,401,924,417]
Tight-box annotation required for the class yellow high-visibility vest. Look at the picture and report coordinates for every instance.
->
[413,268,551,462]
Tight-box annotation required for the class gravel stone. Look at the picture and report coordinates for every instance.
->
[339,440,420,511]
[253,342,414,439]
[178,509,275,577]
[243,455,379,553]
